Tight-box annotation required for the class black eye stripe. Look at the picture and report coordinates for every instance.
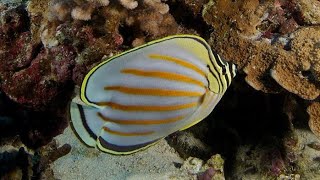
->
[222,66,226,75]
[229,63,234,78]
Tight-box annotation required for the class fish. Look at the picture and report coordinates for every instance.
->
[70,34,237,155]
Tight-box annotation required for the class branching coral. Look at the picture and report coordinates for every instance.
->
[47,0,170,21]
[119,0,138,10]
[144,0,169,14]
[48,0,73,21]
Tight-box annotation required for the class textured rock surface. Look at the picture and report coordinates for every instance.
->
[308,102,320,138]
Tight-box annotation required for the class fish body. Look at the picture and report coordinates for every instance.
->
[70,35,236,154]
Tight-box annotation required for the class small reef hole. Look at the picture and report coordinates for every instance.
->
[167,0,213,39]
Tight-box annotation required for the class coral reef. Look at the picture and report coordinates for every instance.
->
[166,131,212,159]
[202,0,320,138]
[0,0,320,179]
[198,154,225,180]
[308,102,320,138]
[0,141,71,179]
[203,0,320,99]
[0,147,30,179]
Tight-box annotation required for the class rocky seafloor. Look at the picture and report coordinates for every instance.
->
[0,0,319,179]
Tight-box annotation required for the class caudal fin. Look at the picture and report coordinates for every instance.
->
[70,102,161,154]
[69,102,103,147]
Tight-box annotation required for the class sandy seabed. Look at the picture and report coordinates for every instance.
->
[52,126,184,180]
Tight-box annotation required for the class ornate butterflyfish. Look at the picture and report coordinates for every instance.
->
[70,34,237,155]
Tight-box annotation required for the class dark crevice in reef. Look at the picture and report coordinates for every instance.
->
[0,92,25,138]
[168,74,294,177]
[118,23,138,48]
[0,144,71,180]
[0,83,72,149]
[3,5,30,38]
[207,75,292,176]
[288,95,311,130]
[0,147,30,179]
[14,43,45,73]
[167,0,213,39]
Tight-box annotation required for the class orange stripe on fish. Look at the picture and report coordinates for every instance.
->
[95,101,198,111]
[97,112,186,125]
[103,126,154,136]
[104,86,204,97]
[148,54,207,77]
[121,69,205,87]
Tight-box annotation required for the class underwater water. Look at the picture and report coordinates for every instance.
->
[1,0,320,179]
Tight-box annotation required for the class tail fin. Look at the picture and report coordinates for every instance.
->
[70,102,162,154]
[69,102,103,147]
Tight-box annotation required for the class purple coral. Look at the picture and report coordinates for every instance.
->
[197,168,216,180]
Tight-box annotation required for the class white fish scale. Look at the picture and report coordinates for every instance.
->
[107,91,200,106]
[85,40,209,104]
[82,106,105,136]
[147,40,209,72]
[99,106,197,121]
[86,74,206,104]
[123,57,208,85]
[86,56,207,103]
[99,109,199,146]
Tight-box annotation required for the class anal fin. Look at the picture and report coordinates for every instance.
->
[97,136,160,155]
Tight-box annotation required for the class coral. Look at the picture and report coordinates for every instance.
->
[144,0,169,14]
[271,27,320,100]
[0,142,71,179]
[0,147,31,179]
[48,0,73,21]
[307,102,320,138]
[178,0,207,16]
[297,0,320,25]
[0,93,69,149]
[202,0,320,142]
[46,0,170,22]
[119,0,137,10]
[202,0,320,100]
[1,47,75,108]
[198,154,225,180]
[283,129,320,179]
[33,142,71,179]
[203,0,283,93]
[166,130,212,159]
[181,157,203,174]
[1,0,320,179]
[0,5,75,108]
[86,0,110,6]
[71,3,94,21]
[232,140,291,179]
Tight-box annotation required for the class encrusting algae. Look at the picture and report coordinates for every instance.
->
[0,0,320,179]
